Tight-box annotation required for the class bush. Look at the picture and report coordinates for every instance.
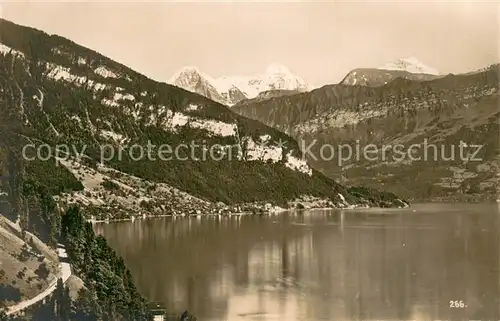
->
[101,179,120,191]
[18,244,31,262]
[34,263,50,280]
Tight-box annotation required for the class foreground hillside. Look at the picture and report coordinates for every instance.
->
[0,215,59,308]
[233,67,500,201]
[0,18,406,222]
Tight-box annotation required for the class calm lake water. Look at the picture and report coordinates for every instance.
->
[95,203,500,321]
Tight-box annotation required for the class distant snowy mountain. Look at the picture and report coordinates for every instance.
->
[168,63,311,106]
[215,63,311,99]
[168,66,228,105]
[341,57,443,87]
[378,57,440,75]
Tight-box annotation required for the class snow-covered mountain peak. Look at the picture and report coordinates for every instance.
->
[168,65,215,84]
[168,64,311,106]
[379,57,440,75]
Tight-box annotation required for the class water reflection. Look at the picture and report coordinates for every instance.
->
[95,204,500,321]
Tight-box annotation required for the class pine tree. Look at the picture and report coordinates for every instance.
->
[53,278,64,320]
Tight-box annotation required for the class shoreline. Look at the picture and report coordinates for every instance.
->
[89,202,409,224]
[88,198,500,225]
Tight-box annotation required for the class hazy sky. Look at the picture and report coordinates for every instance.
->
[1,1,498,85]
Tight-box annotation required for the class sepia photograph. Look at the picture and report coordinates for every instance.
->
[0,1,499,320]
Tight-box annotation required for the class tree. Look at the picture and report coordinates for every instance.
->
[34,262,50,280]
[53,278,71,321]
[72,288,100,321]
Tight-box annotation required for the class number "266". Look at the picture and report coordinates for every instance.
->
[449,300,466,308]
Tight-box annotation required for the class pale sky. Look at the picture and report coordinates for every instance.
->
[1,1,498,86]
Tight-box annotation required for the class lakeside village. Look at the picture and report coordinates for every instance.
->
[84,195,356,223]
[52,161,408,224]
[49,159,387,223]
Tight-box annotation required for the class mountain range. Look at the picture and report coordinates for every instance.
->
[168,63,311,106]
[233,64,499,201]
[169,57,444,106]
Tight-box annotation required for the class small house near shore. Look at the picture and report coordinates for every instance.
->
[148,302,166,321]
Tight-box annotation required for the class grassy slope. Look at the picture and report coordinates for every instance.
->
[0,216,59,307]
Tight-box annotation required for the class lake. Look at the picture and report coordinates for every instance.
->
[95,203,500,321]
